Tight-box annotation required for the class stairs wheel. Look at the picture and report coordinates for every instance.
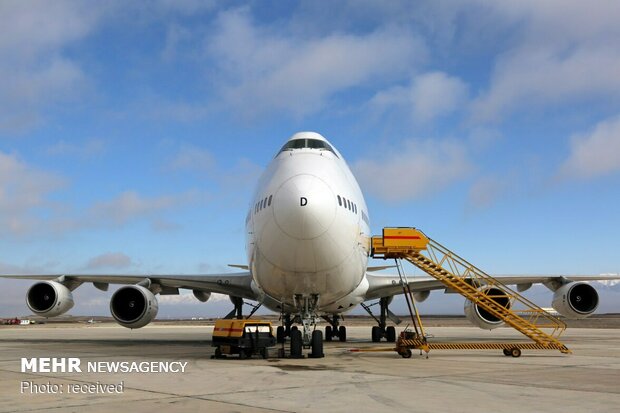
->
[510,348,522,358]
[503,349,511,356]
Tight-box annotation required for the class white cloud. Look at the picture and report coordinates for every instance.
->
[46,138,106,159]
[87,190,204,227]
[560,115,620,179]
[467,176,506,209]
[371,71,468,123]
[0,2,105,132]
[168,145,216,172]
[472,47,620,122]
[206,8,426,118]
[469,1,620,122]
[0,151,65,235]
[353,139,472,202]
[84,252,134,270]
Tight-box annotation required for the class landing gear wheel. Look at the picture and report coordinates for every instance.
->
[325,325,332,342]
[371,326,382,342]
[291,325,298,334]
[276,326,285,343]
[310,330,324,358]
[510,347,522,358]
[338,326,347,342]
[290,329,303,358]
[400,349,412,358]
[386,326,396,342]
[503,349,511,356]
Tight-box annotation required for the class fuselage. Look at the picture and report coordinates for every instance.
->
[246,132,371,314]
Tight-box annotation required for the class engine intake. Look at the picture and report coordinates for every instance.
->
[552,282,598,318]
[26,281,74,317]
[110,285,158,329]
[464,286,512,330]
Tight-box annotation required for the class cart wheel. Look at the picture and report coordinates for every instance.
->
[215,347,222,358]
[261,347,268,359]
[239,349,247,360]
[510,347,522,358]
[503,349,511,356]
[401,349,412,358]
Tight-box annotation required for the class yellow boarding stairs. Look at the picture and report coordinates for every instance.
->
[370,228,570,356]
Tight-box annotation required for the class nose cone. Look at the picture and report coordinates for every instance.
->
[273,174,336,239]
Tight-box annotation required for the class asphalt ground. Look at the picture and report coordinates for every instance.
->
[1,323,618,412]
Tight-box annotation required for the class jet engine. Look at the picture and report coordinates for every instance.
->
[110,285,158,329]
[464,286,512,330]
[26,281,74,317]
[552,282,598,318]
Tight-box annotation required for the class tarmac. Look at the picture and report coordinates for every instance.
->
[1,323,619,412]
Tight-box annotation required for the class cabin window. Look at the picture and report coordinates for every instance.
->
[337,195,342,206]
[268,195,272,206]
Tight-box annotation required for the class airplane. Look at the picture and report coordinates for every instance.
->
[2,131,619,358]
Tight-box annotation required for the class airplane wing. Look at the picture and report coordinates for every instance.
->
[0,273,257,300]
[364,272,620,301]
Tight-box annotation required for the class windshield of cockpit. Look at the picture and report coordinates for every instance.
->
[276,138,338,157]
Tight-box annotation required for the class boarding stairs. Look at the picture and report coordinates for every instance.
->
[370,228,570,354]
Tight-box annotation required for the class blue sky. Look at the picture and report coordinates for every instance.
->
[1,1,619,317]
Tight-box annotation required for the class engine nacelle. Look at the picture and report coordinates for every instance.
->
[464,287,512,330]
[26,281,74,317]
[110,285,158,329]
[552,282,598,318]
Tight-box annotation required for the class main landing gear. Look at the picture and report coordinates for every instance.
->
[323,314,347,342]
[361,296,400,343]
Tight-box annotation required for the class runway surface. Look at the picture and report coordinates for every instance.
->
[1,324,619,412]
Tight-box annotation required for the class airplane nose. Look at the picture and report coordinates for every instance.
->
[273,174,337,240]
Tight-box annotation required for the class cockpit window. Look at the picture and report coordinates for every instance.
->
[277,139,338,157]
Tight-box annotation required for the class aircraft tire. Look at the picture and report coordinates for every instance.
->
[310,330,324,358]
[338,326,347,342]
[290,329,303,358]
[371,326,382,342]
[276,326,285,343]
[325,325,332,341]
[386,326,396,342]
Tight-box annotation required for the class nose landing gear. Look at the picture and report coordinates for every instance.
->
[276,295,325,358]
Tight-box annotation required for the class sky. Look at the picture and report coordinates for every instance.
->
[1,0,619,318]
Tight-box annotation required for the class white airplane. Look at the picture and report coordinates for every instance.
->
[2,131,618,357]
